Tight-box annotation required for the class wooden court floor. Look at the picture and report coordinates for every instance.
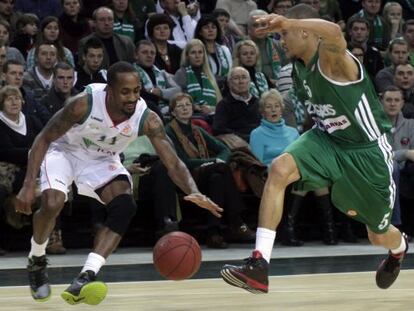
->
[0,270,413,311]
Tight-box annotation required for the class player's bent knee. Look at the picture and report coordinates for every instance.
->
[40,191,66,217]
[105,194,137,236]
[269,154,298,182]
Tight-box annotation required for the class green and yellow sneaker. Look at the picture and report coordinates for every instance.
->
[61,270,107,305]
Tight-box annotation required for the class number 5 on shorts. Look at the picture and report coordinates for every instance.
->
[378,212,391,231]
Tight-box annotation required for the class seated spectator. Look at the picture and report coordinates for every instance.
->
[158,0,200,48]
[78,7,135,69]
[232,39,269,99]
[4,60,51,125]
[212,8,241,53]
[41,62,78,118]
[59,0,92,57]
[133,40,180,115]
[375,38,409,93]
[10,13,38,59]
[215,0,257,34]
[213,66,260,142]
[122,135,179,238]
[108,0,143,43]
[23,42,58,103]
[166,92,255,248]
[194,15,232,86]
[74,37,107,91]
[174,39,222,118]
[0,86,43,253]
[250,89,299,168]
[247,9,287,84]
[383,1,404,40]
[146,13,182,74]
[26,16,75,70]
[14,0,63,21]
[347,16,384,80]
[393,63,414,118]
[348,43,365,65]
[267,0,293,16]
[0,0,20,36]
[0,19,26,65]
[351,0,390,51]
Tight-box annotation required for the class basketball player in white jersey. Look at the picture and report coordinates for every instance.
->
[15,61,223,305]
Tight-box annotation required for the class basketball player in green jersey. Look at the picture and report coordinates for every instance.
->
[221,4,409,293]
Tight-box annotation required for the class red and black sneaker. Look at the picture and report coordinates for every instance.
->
[376,233,409,289]
[220,250,269,294]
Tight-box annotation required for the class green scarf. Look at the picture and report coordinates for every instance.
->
[185,66,217,106]
[214,43,230,77]
[358,9,383,48]
[249,71,269,98]
[169,119,209,159]
[266,37,281,79]
[134,64,167,90]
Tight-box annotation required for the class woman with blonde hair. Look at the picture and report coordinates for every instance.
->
[383,2,404,40]
[174,39,222,118]
[233,39,270,98]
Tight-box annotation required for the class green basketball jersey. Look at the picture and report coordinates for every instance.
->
[292,51,392,145]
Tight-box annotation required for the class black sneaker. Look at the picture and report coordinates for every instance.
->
[221,250,269,294]
[27,255,51,301]
[376,233,409,289]
[61,270,107,305]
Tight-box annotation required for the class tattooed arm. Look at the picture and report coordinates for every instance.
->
[143,111,222,217]
[15,93,89,214]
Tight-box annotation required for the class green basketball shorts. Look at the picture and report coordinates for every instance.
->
[284,128,395,234]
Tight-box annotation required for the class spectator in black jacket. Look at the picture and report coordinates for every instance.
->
[41,62,78,118]
[75,37,107,91]
[213,66,261,142]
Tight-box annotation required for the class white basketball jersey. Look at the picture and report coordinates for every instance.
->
[54,83,149,159]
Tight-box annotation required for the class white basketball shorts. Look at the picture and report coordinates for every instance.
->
[39,146,132,204]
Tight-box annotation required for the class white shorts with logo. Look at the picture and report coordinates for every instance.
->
[39,146,132,204]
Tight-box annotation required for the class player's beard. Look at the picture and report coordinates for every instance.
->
[122,102,136,117]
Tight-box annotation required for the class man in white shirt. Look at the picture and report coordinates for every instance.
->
[158,0,200,48]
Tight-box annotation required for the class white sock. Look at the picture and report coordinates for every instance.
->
[255,227,276,263]
[81,252,106,274]
[391,234,407,255]
[28,237,49,258]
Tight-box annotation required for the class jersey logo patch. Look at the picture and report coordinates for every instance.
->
[317,115,351,133]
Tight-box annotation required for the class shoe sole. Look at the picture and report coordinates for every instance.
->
[61,281,108,305]
[221,268,268,294]
[375,259,401,289]
[31,288,52,302]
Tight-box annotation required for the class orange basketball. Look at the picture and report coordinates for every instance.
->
[153,231,202,280]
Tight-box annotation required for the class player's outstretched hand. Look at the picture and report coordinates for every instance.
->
[184,193,223,218]
[15,185,36,215]
[254,14,287,35]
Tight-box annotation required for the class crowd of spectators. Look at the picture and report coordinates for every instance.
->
[1,0,414,255]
